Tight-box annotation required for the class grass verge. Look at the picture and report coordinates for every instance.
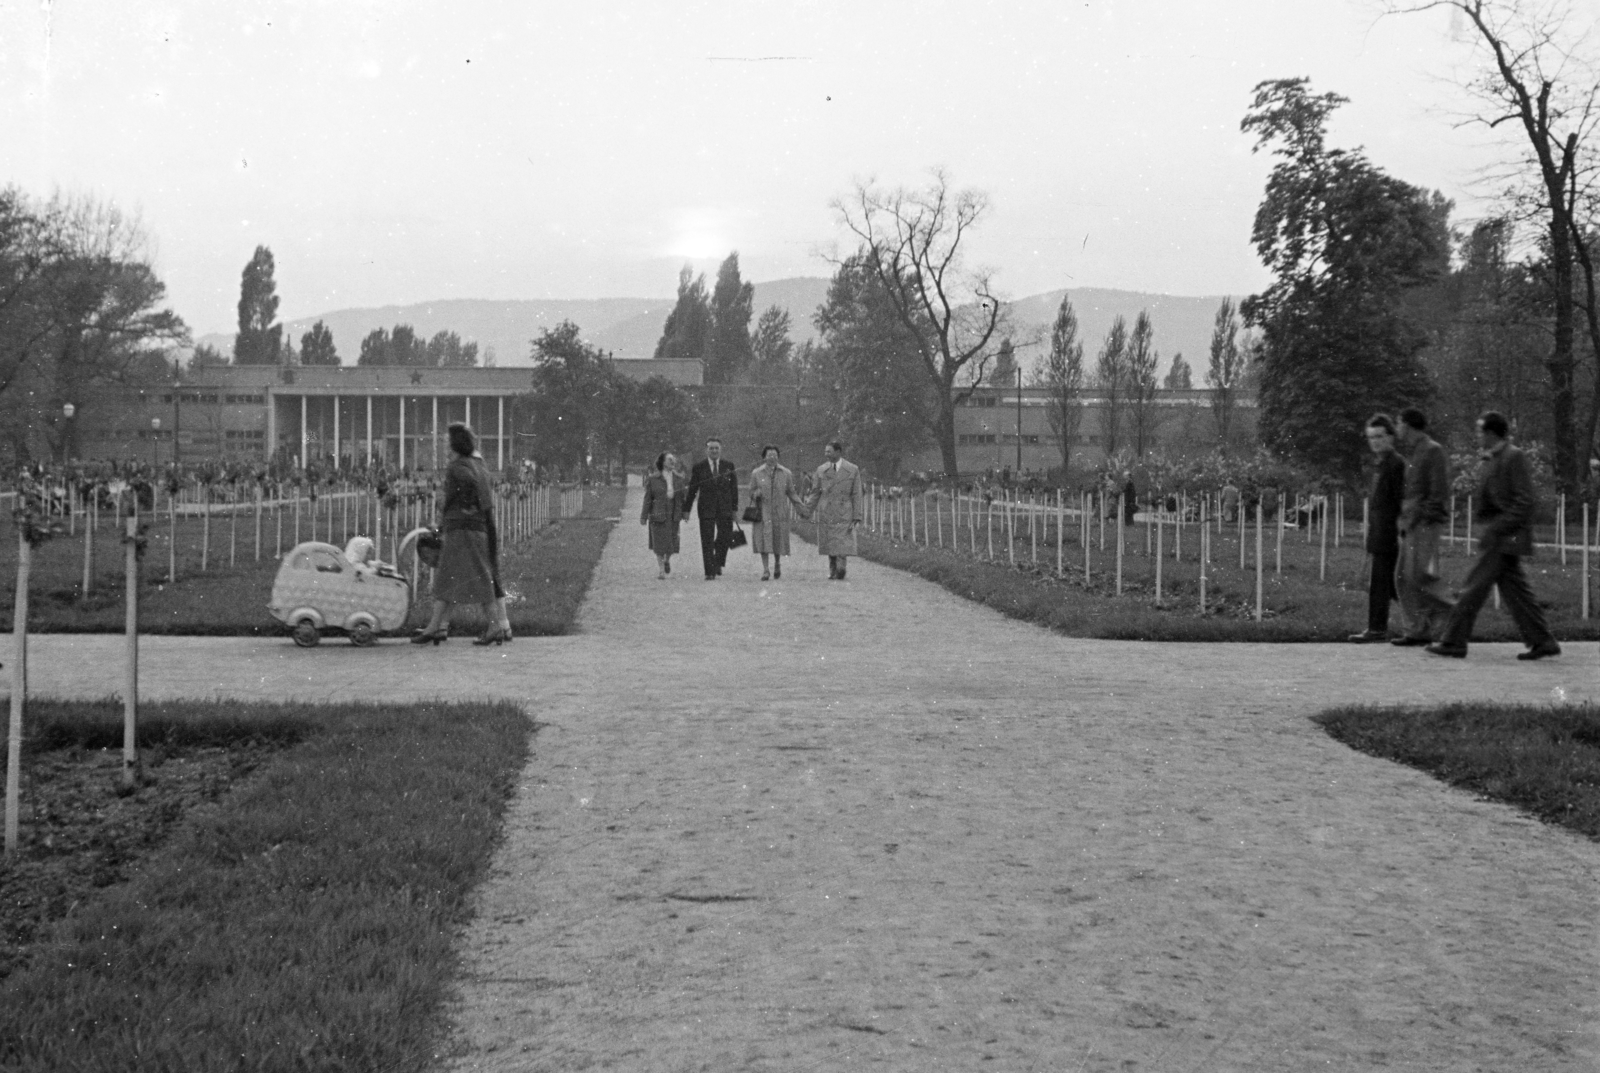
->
[1,486,624,637]
[794,518,1600,642]
[1315,702,1600,840]
[0,697,532,1072]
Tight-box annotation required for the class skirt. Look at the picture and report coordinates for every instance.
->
[435,527,497,605]
[648,518,680,555]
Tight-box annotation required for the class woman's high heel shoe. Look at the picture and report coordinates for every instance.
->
[473,627,513,647]
[411,628,448,646]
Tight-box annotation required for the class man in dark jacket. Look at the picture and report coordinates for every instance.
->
[1351,414,1406,642]
[682,437,740,580]
[1392,407,1455,645]
[1426,413,1559,659]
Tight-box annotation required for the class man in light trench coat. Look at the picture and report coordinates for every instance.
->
[806,440,863,580]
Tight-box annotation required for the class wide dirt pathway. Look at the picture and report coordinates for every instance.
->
[8,487,1599,1071]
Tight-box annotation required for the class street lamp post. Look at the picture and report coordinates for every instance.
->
[151,417,162,468]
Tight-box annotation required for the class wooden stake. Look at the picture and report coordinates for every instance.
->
[5,534,30,855]
[1199,499,1208,612]
[1155,513,1164,606]
[168,487,177,584]
[1581,501,1590,620]
[1319,497,1327,581]
[82,495,94,597]
[1254,504,1264,622]
[1116,495,1124,596]
[123,513,139,789]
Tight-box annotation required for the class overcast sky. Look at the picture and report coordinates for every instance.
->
[1,0,1516,336]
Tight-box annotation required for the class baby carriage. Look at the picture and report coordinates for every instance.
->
[268,531,434,647]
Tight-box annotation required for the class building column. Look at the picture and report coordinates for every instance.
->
[431,395,439,470]
[497,396,505,470]
[266,387,276,463]
[300,395,308,470]
[399,395,406,471]
[465,395,471,430]
[333,395,340,471]
[366,395,373,466]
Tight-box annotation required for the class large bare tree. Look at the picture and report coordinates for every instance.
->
[1386,0,1600,488]
[831,170,1006,476]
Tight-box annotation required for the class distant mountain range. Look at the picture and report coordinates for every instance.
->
[196,279,1233,381]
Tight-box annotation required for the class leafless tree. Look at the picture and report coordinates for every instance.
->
[1384,0,1600,487]
[831,170,1007,476]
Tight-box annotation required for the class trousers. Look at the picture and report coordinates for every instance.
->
[1439,549,1554,648]
[1396,523,1453,639]
[698,516,733,577]
[1367,550,1399,633]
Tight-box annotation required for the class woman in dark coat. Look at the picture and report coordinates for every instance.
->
[640,451,685,579]
[414,423,510,645]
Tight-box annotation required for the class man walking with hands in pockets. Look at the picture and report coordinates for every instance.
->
[806,440,863,580]
[683,437,739,580]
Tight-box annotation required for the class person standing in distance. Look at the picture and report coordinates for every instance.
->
[682,437,739,580]
[1391,407,1455,645]
[806,440,863,580]
[1350,414,1406,642]
[1427,412,1560,660]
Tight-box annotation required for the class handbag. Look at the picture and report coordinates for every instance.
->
[726,525,748,549]
[741,503,762,524]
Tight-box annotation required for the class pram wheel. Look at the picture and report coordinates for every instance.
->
[349,622,375,647]
[292,619,321,647]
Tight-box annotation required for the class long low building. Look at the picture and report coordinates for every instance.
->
[67,360,703,471]
[904,384,1258,475]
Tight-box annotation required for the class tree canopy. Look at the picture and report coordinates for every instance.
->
[1241,77,1449,479]
[233,245,281,365]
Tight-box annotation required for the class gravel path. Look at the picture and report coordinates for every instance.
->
[8,487,1598,1071]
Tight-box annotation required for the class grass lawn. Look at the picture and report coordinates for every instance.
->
[795,507,1600,642]
[1316,702,1600,842]
[0,486,625,637]
[1,698,531,1072]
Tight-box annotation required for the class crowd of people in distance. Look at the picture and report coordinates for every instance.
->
[1353,407,1565,661]
[640,438,864,583]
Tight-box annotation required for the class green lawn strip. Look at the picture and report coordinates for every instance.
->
[1,485,624,637]
[1315,702,1600,841]
[794,518,1600,642]
[1,698,531,1073]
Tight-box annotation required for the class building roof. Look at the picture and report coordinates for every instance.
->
[174,359,703,394]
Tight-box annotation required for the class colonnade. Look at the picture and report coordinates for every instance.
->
[267,393,510,471]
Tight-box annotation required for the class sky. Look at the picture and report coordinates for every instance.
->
[0,0,1523,337]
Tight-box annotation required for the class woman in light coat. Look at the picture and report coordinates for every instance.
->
[640,452,685,579]
[747,444,806,580]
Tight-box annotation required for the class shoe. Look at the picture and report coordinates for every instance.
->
[761,571,771,581]
[657,569,666,580]
[410,629,448,646]
[1390,636,1431,647]
[705,575,718,581]
[663,560,670,574]
[1424,642,1467,658]
[773,563,781,579]
[1516,643,1561,661]
[473,627,512,647]
[1348,630,1387,644]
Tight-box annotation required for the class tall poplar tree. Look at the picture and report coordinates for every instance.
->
[1040,294,1085,470]
[1126,310,1160,456]
[653,266,713,369]
[707,252,755,386]
[234,245,282,365]
[1094,316,1129,459]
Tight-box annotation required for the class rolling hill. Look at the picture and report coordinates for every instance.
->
[196,280,1234,380]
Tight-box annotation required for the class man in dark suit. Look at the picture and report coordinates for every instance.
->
[1427,411,1559,660]
[1351,414,1406,642]
[682,437,739,580]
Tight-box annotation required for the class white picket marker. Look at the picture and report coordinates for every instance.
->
[1116,495,1124,596]
[1582,502,1590,619]
[1056,490,1064,577]
[5,532,30,855]
[1254,504,1264,622]
[123,513,139,789]
[1199,498,1208,612]
[1155,514,1164,606]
